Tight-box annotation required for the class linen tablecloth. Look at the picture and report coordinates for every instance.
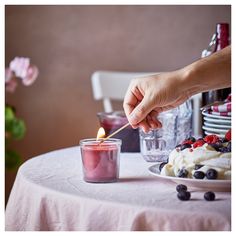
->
[5,146,231,231]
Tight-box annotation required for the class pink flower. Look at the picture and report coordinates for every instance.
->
[10,57,30,78]
[8,57,39,87]
[22,65,39,86]
[5,78,18,93]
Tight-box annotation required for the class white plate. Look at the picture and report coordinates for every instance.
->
[148,164,231,191]
[202,110,231,120]
[202,126,228,134]
[204,122,231,129]
[204,116,231,125]
[204,131,225,138]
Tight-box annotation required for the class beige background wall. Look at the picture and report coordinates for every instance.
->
[5,5,231,202]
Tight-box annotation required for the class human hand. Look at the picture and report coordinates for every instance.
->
[123,70,191,132]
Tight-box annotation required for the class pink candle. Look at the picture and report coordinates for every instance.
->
[80,138,121,183]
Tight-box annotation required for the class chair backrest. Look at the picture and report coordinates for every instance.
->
[91,71,156,112]
[91,70,202,136]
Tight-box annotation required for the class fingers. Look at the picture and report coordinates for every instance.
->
[136,111,162,133]
[149,110,162,128]
[123,77,163,132]
[128,95,154,126]
[139,119,151,133]
[123,90,138,117]
[123,83,144,128]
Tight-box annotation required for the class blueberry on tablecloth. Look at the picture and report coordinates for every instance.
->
[176,184,187,193]
[177,191,191,201]
[204,191,216,201]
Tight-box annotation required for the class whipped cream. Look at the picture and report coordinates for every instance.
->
[160,143,231,180]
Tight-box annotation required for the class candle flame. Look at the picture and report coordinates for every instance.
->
[96,127,106,140]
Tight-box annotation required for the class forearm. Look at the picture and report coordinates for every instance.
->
[180,46,231,97]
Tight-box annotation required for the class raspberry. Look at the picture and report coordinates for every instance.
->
[225,129,231,141]
[204,135,219,144]
[193,140,205,148]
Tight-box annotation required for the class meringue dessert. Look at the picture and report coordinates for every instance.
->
[160,131,231,180]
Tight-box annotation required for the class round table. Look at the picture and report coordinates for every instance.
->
[5,146,231,231]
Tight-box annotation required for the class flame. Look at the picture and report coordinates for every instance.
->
[96,127,106,140]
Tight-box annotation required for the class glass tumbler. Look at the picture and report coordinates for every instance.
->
[139,110,177,162]
[139,99,193,162]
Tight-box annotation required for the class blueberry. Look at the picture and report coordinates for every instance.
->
[193,171,205,179]
[176,184,187,192]
[180,143,192,151]
[204,191,215,201]
[220,138,228,143]
[206,169,218,180]
[187,137,196,142]
[209,143,222,151]
[177,191,191,201]
[227,142,231,152]
[159,162,167,172]
[177,168,189,178]
[194,164,204,170]
[218,146,230,153]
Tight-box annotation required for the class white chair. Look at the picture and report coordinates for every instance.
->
[91,70,202,136]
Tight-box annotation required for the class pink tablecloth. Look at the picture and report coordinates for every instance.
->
[5,147,231,231]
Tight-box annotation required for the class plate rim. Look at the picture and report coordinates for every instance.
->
[148,164,231,184]
[202,125,229,133]
[202,110,231,120]
[204,121,231,129]
[203,116,231,124]
[204,131,225,138]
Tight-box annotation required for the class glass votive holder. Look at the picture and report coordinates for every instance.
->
[80,138,122,183]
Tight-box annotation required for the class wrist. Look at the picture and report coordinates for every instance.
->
[176,65,201,98]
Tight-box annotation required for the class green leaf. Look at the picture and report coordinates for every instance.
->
[11,119,26,140]
[5,106,15,121]
[6,118,26,139]
[5,149,22,170]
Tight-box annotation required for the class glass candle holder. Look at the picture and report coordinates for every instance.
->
[80,138,122,183]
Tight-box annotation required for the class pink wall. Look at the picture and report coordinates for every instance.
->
[5,5,231,202]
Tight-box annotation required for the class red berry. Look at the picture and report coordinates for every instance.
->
[225,129,231,141]
[181,140,194,145]
[193,140,205,148]
[204,135,219,144]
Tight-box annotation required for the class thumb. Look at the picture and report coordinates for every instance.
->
[128,96,153,125]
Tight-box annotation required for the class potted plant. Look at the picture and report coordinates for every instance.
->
[5,57,39,170]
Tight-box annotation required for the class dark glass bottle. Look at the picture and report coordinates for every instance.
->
[202,23,231,106]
